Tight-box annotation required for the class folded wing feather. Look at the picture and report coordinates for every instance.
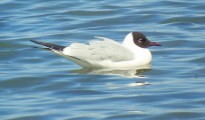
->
[63,37,134,62]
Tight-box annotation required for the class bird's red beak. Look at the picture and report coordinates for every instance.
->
[149,42,161,47]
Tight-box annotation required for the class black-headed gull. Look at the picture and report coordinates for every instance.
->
[31,32,161,68]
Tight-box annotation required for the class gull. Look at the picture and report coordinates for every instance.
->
[31,32,161,68]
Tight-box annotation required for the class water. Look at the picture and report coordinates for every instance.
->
[1,0,205,120]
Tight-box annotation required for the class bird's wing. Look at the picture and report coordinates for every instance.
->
[63,37,134,62]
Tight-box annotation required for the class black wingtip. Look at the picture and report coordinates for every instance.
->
[30,40,43,45]
[30,40,39,43]
[30,40,66,51]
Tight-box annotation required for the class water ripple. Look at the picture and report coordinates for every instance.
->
[1,0,205,120]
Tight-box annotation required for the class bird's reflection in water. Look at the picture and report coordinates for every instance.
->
[69,65,151,78]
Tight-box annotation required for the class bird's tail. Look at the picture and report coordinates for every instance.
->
[30,40,66,51]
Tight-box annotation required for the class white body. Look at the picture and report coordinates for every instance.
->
[53,33,152,68]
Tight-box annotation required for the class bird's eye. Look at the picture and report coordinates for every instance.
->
[138,38,144,43]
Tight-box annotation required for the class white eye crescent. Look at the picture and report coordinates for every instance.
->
[138,38,143,42]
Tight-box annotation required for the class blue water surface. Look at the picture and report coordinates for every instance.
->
[1,0,205,120]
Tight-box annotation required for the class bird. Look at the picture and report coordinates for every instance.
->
[30,32,161,68]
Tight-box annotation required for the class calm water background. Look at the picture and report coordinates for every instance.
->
[1,0,205,120]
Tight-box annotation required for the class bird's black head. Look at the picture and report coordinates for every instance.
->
[132,32,161,48]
